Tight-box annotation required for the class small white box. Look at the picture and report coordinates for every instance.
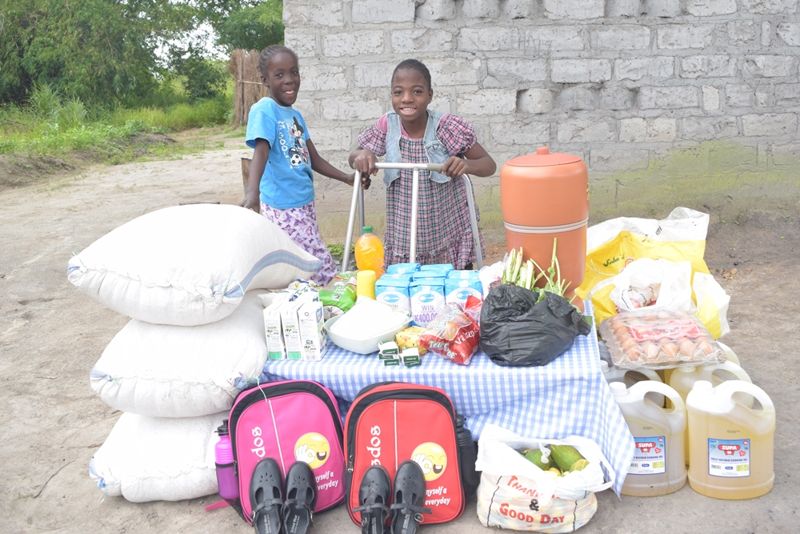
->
[280,300,303,360]
[297,299,327,361]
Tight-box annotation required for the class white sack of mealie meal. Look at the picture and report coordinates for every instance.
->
[67,203,321,326]
[90,291,266,418]
[89,412,224,502]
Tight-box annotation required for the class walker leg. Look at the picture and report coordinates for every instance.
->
[342,172,362,272]
[409,168,420,263]
[462,174,483,269]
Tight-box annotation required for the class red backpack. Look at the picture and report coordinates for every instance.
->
[344,382,478,526]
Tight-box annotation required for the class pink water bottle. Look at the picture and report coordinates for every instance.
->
[215,420,239,504]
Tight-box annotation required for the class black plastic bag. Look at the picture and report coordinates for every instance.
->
[479,284,591,367]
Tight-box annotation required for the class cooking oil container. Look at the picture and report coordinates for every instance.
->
[500,146,588,301]
[610,381,687,496]
[686,380,775,499]
[601,360,665,407]
[669,361,752,466]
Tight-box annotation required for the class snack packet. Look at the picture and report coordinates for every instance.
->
[418,303,480,365]
[319,272,357,320]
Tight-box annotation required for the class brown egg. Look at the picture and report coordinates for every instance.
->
[697,340,716,355]
[644,341,661,361]
[678,338,696,357]
[661,340,679,358]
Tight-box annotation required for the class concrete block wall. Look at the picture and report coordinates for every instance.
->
[281,0,800,226]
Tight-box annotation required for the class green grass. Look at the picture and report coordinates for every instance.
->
[0,90,230,159]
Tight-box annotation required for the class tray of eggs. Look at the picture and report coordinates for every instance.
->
[599,310,724,369]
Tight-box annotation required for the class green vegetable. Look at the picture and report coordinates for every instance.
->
[549,444,588,473]
[521,448,553,470]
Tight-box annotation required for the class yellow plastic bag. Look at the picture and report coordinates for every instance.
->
[576,208,729,338]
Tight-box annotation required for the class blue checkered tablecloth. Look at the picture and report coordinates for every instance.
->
[260,304,634,494]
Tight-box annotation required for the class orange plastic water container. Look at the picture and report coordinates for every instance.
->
[500,147,589,300]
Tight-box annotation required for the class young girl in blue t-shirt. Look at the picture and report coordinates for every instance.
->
[243,45,367,285]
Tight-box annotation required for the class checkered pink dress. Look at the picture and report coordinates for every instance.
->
[357,113,485,268]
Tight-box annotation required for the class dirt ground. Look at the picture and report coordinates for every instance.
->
[1,140,798,534]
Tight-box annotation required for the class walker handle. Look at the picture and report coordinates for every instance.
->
[374,162,444,172]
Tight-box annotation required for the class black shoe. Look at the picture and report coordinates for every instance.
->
[283,462,316,534]
[352,465,391,534]
[250,458,284,534]
[389,461,431,534]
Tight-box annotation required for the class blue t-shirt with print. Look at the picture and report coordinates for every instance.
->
[246,97,313,209]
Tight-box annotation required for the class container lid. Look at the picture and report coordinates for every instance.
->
[362,225,373,234]
[505,146,582,167]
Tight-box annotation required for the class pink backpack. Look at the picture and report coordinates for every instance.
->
[228,380,346,523]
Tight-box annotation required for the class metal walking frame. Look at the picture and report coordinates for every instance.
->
[341,162,483,272]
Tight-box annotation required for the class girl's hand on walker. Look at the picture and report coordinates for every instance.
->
[442,156,468,178]
[346,172,372,190]
[351,150,378,176]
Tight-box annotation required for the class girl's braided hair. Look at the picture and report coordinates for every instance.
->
[392,59,432,89]
[258,45,298,77]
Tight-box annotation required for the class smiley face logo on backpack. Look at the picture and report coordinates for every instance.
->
[294,432,330,469]
[411,442,447,481]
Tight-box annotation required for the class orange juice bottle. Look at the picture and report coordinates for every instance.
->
[686,380,775,499]
[610,381,686,496]
[354,226,384,278]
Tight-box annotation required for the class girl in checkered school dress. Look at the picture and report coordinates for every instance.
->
[349,59,496,269]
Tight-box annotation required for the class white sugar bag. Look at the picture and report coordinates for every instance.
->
[89,412,224,502]
[91,291,266,418]
[68,203,321,325]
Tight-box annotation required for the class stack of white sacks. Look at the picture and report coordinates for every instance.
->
[68,204,321,502]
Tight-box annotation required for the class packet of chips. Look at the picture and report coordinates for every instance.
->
[418,303,480,365]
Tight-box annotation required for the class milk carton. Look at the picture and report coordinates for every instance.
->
[263,299,287,360]
[279,300,303,360]
[447,269,480,279]
[297,299,326,361]
[386,262,420,275]
[445,274,483,308]
[419,263,454,276]
[410,274,446,327]
[375,273,412,315]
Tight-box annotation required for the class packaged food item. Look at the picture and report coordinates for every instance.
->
[418,304,480,365]
[375,273,412,315]
[386,262,420,275]
[395,326,428,355]
[600,310,724,369]
[319,272,357,320]
[410,273,446,326]
[297,299,326,361]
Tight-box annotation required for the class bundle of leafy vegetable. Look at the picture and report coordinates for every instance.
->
[500,239,592,327]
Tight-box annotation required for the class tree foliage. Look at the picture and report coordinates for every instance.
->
[0,0,281,107]
[216,0,284,52]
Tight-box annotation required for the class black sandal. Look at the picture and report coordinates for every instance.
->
[352,465,391,534]
[250,458,284,534]
[389,461,431,534]
[283,461,317,534]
